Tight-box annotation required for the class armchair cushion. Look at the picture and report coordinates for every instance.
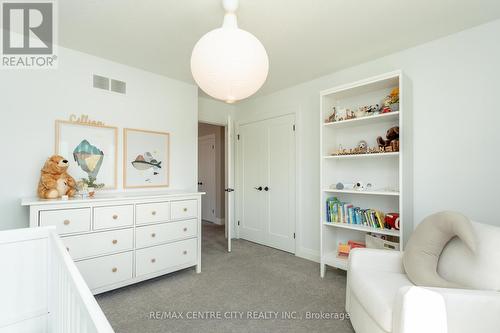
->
[393,286,500,333]
[349,248,404,273]
[349,249,413,332]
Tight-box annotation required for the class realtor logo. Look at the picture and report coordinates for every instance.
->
[1,1,57,68]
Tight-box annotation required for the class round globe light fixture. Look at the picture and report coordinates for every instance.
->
[190,0,269,103]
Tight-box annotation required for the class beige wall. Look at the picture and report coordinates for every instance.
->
[198,123,225,221]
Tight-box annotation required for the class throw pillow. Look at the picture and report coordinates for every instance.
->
[403,211,476,288]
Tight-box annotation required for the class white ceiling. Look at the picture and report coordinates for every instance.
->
[59,0,500,97]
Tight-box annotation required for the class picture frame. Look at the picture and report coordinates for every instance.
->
[123,128,170,189]
[55,120,118,189]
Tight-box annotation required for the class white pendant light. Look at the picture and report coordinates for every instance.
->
[190,0,269,103]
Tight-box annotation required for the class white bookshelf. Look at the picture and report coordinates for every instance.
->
[319,71,411,276]
[323,222,401,237]
[323,111,400,129]
[322,189,400,197]
[322,152,399,160]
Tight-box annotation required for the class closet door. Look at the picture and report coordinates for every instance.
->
[238,114,296,253]
[265,115,296,253]
[239,121,268,243]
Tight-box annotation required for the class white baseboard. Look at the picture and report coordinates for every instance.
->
[295,247,320,263]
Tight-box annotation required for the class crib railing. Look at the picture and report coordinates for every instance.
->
[0,227,114,333]
[48,230,115,333]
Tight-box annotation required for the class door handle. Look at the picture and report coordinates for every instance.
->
[254,186,263,191]
[264,186,269,191]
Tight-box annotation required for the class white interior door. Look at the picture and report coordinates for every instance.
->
[225,115,234,252]
[198,135,216,223]
[266,115,296,253]
[239,121,267,244]
[238,114,296,253]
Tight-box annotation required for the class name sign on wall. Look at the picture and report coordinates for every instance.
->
[69,114,105,127]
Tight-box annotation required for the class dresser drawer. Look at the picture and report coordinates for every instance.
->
[76,252,133,290]
[135,238,197,277]
[136,202,170,224]
[63,229,133,260]
[136,219,197,248]
[39,208,91,235]
[170,200,197,220]
[94,205,133,230]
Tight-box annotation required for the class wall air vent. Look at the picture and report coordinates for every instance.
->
[93,74,109,90]
[93,74,126,95]
[110,79,126,94]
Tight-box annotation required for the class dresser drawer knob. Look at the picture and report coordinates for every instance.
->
[183,208,188,212]
[112,267,118,273]
[183,227,188,232]
[151,233,156,238]
[112,214,118,220]
[151,258,156,263]
[63,219,70,225]
[183,250,187,255]
[151,211,157,216]
[112,239,118,244]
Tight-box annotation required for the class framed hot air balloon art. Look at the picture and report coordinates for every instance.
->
[123,128,170,188]
[55,120,118,190]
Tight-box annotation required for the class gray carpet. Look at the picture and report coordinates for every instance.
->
[96,222,355,333]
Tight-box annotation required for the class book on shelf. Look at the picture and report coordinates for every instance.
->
[338,240,366,257]
[326,196,391,230]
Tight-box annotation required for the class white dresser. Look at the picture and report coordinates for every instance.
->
[22,191,203,295]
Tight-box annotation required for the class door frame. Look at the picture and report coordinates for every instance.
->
[198,119,236,251]
[235,113,299,252]
[198,134,217,223]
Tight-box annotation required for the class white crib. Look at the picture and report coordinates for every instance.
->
[0,227,114,333]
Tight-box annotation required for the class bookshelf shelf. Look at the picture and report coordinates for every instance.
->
[322,189,400,196]
[323,222,400,237]
[323,152,399,160]
[320,71,409,277]
[323,252,348,271]
[324,111,399,129]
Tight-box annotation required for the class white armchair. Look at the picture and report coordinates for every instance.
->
[346,222,500,333]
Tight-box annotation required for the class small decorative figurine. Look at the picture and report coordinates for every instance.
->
[358,140,368,150]
[355,108,366,118]
[363,104,380,116]
[353,182,365,191]
[389,87,399,111]
[326,106,337,123]
[345,109,356,120]
[336,108,349,122]
[381,87,399,113]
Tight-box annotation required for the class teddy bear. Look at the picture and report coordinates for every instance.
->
[37,155,77,199]
[377,126,399,152]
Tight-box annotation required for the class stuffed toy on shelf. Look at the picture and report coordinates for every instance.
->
[377,126,399,152]
[37,155,77,199]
